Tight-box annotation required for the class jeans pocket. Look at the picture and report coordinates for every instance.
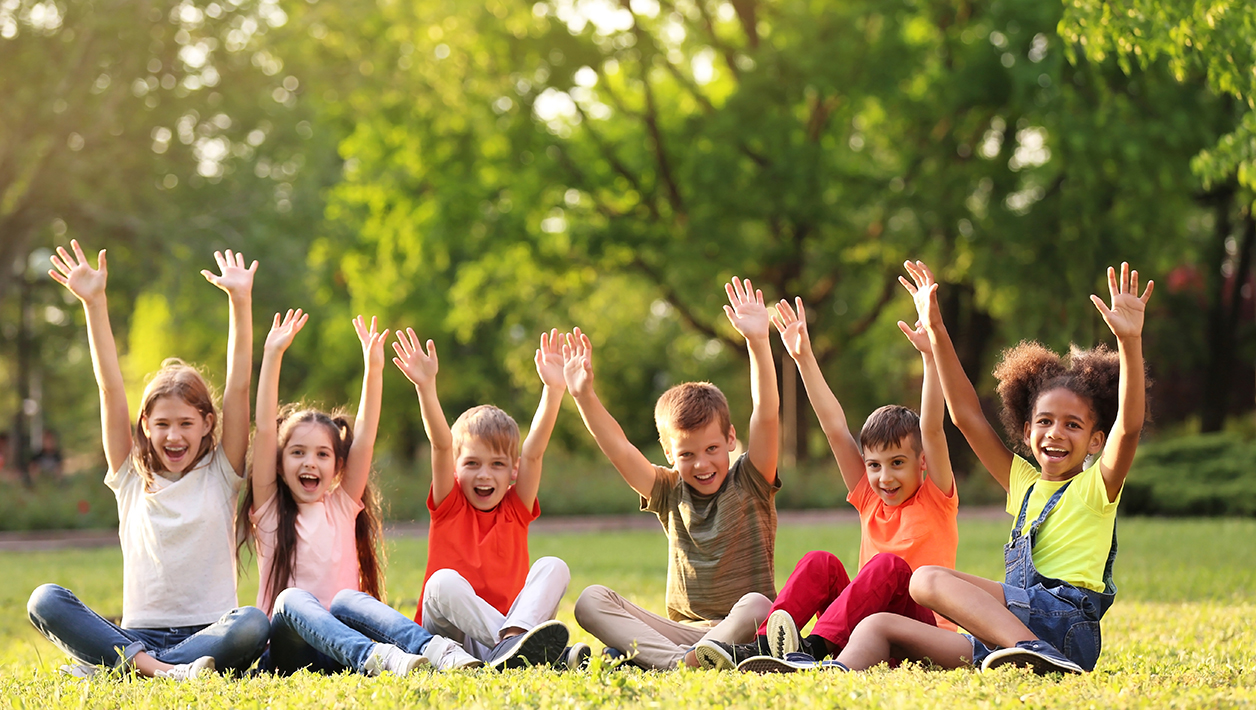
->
[1061,619,1102,672]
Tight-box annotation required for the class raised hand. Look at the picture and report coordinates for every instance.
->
[900,260,942,332]
[353,315,390,369]
[1091,262,1154,340]
[535,328,566,389]
[562,328,595,398]
[771,297,813,360]
[897,319,932,355]
[200,250,258,298]
[392,328,439,389]
[48,240,108,304]
[264,309,308,352]
[723,276,770,340]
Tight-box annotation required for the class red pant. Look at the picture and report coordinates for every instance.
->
[758,551,937,649]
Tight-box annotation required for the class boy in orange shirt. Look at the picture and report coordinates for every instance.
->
[730,292,958,672]
[392,327,582,670]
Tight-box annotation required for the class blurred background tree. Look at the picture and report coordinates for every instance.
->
[1,0,1251,518]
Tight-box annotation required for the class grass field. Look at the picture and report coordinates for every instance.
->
[1,517,1255,708]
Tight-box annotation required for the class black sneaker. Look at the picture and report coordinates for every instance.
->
[693,639,760,671]
[738,652,849,674]
[981,640,1084,675]
[553,642,591,671]
[487,620,569,670]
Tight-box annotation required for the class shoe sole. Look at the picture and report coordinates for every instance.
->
[560,643,591,671]
[766,610,799,658]
[693,642,736,671]
[982,648,1084,675]
[491,621,570,670]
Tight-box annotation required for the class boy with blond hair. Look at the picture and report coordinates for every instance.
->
[392,328,581,670]
[564,278,780,670]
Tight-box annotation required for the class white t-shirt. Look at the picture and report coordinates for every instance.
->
[106,445,243,628]
[251,484,364,614]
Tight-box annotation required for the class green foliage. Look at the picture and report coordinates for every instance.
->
[1,520,1255,706]
[1121,433,1256,516]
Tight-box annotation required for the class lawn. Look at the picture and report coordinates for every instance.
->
[1,517,1254,708]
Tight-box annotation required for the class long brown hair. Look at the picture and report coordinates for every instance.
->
[237,407,385,613]
[133,358,217,485]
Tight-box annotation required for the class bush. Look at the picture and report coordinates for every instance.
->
[1121,432,1256,516]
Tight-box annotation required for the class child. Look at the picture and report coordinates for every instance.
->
[243,311,479,675]
[728,293,958,673]
[832,261,1151,675]
[392,327,574,669]
[28,242,269,679]
[567,277,780,670]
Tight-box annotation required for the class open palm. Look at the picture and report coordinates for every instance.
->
[1091,263,1153,339]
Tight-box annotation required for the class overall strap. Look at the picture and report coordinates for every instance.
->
[1010,479,1074,547]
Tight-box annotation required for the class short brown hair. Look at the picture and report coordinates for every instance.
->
[654,382,731,442]
[134,358,217,484]
[859,405,921,454]
[451,405,520,460]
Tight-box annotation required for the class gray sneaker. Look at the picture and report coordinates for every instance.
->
[362,643,429,676]
[981,640,1084,675]
[487,620,569,670]
[766,609,800,658]
[155,655,215,680]
[421,636,483,670]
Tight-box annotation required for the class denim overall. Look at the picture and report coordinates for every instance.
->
[968,480,1118,671]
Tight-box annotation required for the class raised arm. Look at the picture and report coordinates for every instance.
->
[253,309,308,508]
[904,261,1014,490]
[772,297,865,493]
[200,250,257,475]
[724,277,779,483]
[49,241,131,473]
[514,329,567,509]
[1091,263,1153,502]
[897,318,955,496]
[393,328,457,507]
[342,316,388,503]
[563,328,657,498]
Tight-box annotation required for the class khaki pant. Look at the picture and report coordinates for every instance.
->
[573,585,772,669]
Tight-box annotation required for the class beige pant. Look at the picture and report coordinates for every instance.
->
[573,585,772,669]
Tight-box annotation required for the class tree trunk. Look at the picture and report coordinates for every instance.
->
[1201,200,1255,432]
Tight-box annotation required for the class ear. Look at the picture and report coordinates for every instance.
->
[1022,421,1031,448]
[725,424,737,450]
[1087,428,1106,455]
[918,453,928,474]
[140,415,152,438]
[510,459,520,484]
[202,411,216,434]
[660,440,675,465]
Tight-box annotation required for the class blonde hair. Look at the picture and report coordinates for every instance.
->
[654,382,731,443]
[133,358,217,485]
[451,405,520,460]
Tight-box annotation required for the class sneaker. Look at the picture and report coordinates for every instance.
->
[421,636,484,670]
[693,640,760,671]
[600,646,639,670]
[738,652,849,674]
[554,642,591,671]
[155,655,215,680]
[766,609,800,658]
[362,643,430,676]
[58,661,99,679]
[981,640,1085,675]
[487,620,569,670]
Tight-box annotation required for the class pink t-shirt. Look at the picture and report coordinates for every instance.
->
[251,485,364,614]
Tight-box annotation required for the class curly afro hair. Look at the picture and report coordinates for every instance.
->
[992,340,1143,457]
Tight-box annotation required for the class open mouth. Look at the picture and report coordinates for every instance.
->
[880,486,901,498]
[163,446,188,463]
[298,473,320,491]
[694,471,717,483]
[473,486,495,499]
[1041,446,1069,462]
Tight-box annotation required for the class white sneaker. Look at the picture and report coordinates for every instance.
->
[767,609,800,658]
[58,661,99,679]
[363,643,430,676]
[421,635,484,670]
[155,655,215,680]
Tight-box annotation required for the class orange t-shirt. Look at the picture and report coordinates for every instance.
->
[415,486,539,623]
[847,473,959,630]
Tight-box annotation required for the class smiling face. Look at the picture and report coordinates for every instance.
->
[863,438,925,506]
[140,395,214,476]
[663,419,737,495]
[455,437,518,511]
[280,422,341,504]
[1023,387,1106,479]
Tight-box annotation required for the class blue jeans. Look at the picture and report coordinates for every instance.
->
[27,583,269,672]
[268,588,431,675]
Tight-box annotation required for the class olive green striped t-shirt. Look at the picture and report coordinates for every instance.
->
[642,453,781,623]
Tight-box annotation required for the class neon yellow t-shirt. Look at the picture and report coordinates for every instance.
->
[1006,455,1120,593]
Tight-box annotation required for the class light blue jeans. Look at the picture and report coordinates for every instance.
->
[267,588,434,675]
[27,583,269,672]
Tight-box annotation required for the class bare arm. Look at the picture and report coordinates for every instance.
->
[898,317,955,496]
[253,309,308,508]
[904,261,1013,491]
[49,241,132,473]
[342,316,388,503]
[725,277,779,483]
[201,250,258,476]
[515,329,567,509]
[772,297,865,492]
[563,328,657,499]
[1091,263,1154,502]
[393,328,457,507]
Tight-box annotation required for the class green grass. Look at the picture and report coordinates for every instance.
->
[2,518,1255,708]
